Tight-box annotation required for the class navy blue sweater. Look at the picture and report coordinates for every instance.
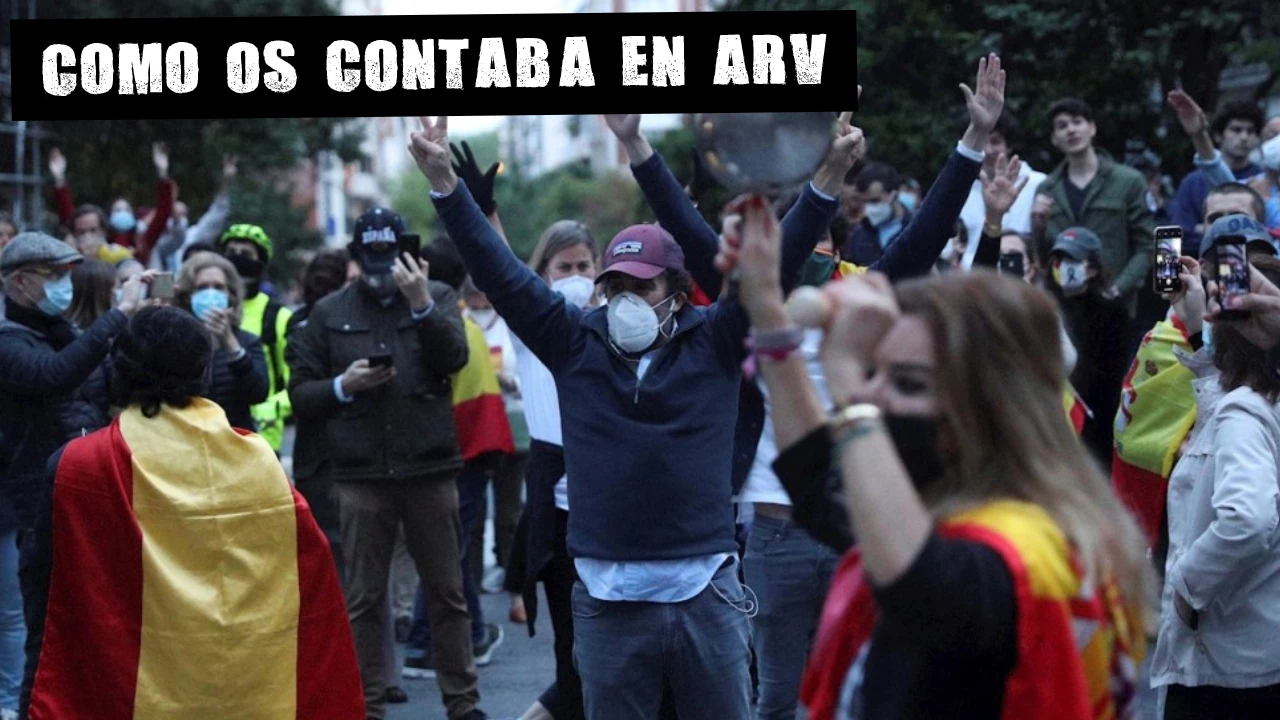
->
[631,148,982,494]
[433,180,749,562]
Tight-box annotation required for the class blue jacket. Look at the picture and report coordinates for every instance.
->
[631,148,981,495]
[1170,162,1263,250]
[843,210,911,267]
[433,179,748,562]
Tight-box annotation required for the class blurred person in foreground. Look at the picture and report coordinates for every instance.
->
[722,197,1149,720]
[18,305,362,720]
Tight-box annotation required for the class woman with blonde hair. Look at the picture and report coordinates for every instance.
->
[173,252,268,430]
[724,196,1151,720]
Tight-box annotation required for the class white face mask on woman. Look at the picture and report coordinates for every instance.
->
[552,275,597,309]
[606,292,678,354]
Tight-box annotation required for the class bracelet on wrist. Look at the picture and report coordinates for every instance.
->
[828,403,883,451]
[741,326,806,379]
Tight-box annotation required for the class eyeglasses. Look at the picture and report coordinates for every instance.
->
[25,265,71,280]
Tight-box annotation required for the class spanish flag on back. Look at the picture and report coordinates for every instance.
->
[23,399,363,719]
[452,316,515,462]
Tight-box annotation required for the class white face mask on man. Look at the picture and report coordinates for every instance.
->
[606,292,678,354]
[864,201,894,226]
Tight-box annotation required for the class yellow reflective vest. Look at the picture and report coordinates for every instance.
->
[240,292,294,452]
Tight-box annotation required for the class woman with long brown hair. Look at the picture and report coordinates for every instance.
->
[65,259,116,329]
[724,196,1151,720]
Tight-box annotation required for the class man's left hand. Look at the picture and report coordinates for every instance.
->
[394,252,432,312]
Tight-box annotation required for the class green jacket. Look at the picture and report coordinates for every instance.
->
[1035,151,1155,316]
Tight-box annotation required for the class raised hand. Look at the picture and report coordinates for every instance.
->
[393,251,432,312]
[603,114,642,142]
[450,140,500,216]
[1167,90,1208,137]
[960,54,1005,135]
[153,142,170,178]
[728,194,788,328]
[819,272,900,406]
[981,153,1029,220]
[1205,263,1280,350]
[1165,256,1207,336]
[814,90,867,196]
[223,154,239,183]
[409,116,456,193]
[49,148,67,184]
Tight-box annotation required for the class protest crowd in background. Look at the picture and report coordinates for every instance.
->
[4,49,1280,720]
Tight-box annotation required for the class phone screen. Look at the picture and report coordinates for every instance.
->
[150,272,175,300]
[1153,226,1183,294]
[398,233,421,260]
[368,352,393,369]
[998,253,1024,278]
[1215,235,1250,318]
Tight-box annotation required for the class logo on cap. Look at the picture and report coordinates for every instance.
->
[362,227,397,244]
[613,241,644,256]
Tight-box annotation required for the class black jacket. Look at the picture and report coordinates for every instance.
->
[0,306,125,531]
[288,281,469,482]
[206,329,271,431]
[285,305,325,482]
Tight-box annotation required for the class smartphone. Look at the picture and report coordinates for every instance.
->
[1214,233,1251,320]
[398,232,422,260]
[1153,226,1183,294]
[367,351,394,369]
[998,253,1024,278]
[149,272,175,300]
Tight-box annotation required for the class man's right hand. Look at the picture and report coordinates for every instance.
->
[602,114,653,165]
[410,116,458,195]
[340,358,396,396]
[49,148,67,185]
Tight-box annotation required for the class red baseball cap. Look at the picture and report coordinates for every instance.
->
[596,225,686,283]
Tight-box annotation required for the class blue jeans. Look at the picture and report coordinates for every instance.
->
[571,561,753,720]
[744,513,840,720]
[0,529,26,711]
[406,468,485,656]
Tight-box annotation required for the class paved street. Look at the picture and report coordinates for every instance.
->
[387,588,555,720]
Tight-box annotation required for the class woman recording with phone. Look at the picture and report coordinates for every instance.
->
[1149,253,1280,719]
[172,253,269,431]
[722,196,1150,720]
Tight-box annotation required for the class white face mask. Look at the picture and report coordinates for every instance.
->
[1261,135,1280,172]
[606,291,677,354]
[552,274,597,309]
[864,201,893,226]
[468,308,497,327]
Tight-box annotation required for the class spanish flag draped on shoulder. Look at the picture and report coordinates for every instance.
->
[23,398,363,720]
[1112,315,1197,547]
[452,315,515,462]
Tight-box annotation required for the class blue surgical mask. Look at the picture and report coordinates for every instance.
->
[36,274,74,317]
[1201,322,1214,353]
[898,193,919,213]
[110,209,136,233]
[114,288,123,306]
[191,288,230,320]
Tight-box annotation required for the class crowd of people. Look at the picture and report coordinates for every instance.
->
[2,50,1280,720]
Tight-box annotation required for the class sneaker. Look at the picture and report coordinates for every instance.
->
[473,623,504,666]
[401,651,435,679]
[385,686,409,704]
[481,566,506,594]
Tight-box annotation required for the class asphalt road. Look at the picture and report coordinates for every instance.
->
[386,587,555,720]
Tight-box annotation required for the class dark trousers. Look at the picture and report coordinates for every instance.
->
[537,510,584,720]
[408,467,487,652]
[467,452,527,583]
[1165,683,1280,719]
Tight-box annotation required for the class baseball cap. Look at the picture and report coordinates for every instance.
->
[1199,214,1277,258]
[0,231,83,274]
[1050,227,1103,262]
[596,225,686,283]
[351,207,408,272]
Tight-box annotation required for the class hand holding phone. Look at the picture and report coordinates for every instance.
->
[398,233,422,261]
[998,253,1024,279]
[367,350,394,369]
[1153,226,1183,295]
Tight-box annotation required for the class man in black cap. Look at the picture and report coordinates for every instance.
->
[0,233,153,536]
[287,209,494,720]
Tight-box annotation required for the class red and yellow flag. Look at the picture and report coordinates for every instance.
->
[1112,316,1197,546]
[29,399,363,719]
[452,316,515,462]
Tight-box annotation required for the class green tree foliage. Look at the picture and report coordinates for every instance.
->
[34,0,367,286]
[721,0,1277,185]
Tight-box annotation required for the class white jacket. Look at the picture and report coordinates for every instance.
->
[1151,350,1280,689]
